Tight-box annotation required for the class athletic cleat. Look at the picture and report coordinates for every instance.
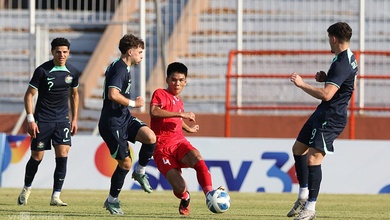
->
[17,188,31,205]
[179,191,190,216]
[294,208,316,220]
[132,171,153,193]
[50,196,68,206]
[103,199,124,215]
[287,198,307,217]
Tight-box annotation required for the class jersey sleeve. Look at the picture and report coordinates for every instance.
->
[326,61,349,88]
[71,67,80,88]
[29,67,45,90]
[108,67,126,91]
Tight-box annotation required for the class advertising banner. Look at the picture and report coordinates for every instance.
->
[1,134,389,194]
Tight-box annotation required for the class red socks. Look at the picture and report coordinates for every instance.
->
[193,160,213,194]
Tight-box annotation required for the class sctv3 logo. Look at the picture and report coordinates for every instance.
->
[130,152,294,192]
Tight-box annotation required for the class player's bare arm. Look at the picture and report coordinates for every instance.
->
[108,87,144,108]
[290,72,338,101]
[150,105,195,122]
[24,86,39,138]
[70,88,79,136]
[182,121,199,133]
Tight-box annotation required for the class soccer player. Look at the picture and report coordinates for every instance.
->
[18,37,80,206]
[99,34,156,215]
[150,62,224,216]
[287,22,358,220]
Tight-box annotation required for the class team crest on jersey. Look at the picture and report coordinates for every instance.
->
[65,75,73,84]
[37,142,45,149]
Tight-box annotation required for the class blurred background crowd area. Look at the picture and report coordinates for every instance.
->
[0,0,389,138]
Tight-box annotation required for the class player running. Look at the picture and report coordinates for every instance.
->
[287,22,358,220]
[150,62,224,216]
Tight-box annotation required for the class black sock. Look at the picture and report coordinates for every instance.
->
[109,165,129,198]
[24,157,42,187]
[294,154,308,188]
[138,143,156,166]
[308,165,322,202]
[53,157,68,193]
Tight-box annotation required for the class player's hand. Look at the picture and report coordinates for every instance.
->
[315,71,327,82]
[187,124,199,133]
[27,122,39,138]
[290,72,304,87]
[134,96,145,108]
[71,121,78,136]
[182,112,196,122]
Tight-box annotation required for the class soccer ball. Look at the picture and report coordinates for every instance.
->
[206,189,230,213]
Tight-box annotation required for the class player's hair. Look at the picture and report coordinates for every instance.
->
[167,62,188,77]
[51,37,70,50]
[327,22,352,43]
[119,34,145,54]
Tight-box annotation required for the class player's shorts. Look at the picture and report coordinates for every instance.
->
[297,111,345,154]
[99,115,146,160]
[153,138,196,176]
[31,121,72,151]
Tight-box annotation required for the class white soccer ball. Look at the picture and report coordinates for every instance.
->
[206,189,230,213]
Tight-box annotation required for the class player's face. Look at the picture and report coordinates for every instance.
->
[166,72,187,96]
[52,46,69,66]
[130,47,144,65]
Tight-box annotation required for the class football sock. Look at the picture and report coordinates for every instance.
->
[308,164,322,202]
[193,160,213,195]
[138,143,156,167]
[294,154,309,188]
[298,187,309,200]
[174,190,190,200]
[52,191,61,197]
[108,194,118,203]
[53,157,67,192]
[109,165,129,198]
[24,157,42,187]
[305,200,316,211]
[135,165,146,175]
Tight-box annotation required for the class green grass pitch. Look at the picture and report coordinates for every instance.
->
[1,188,390,219]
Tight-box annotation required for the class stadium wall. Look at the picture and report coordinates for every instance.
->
[1,134,389,194]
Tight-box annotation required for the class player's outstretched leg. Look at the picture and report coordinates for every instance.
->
[179,191,190,216]
[17,187,31,205]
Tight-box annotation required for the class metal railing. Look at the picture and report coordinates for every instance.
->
[225,50,390,138]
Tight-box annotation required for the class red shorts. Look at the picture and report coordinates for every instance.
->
[153,138,196,176]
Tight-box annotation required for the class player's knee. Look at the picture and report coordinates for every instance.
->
[147,134,156,144]
[118,158,132,170]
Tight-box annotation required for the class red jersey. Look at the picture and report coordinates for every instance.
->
[150,88,185,144]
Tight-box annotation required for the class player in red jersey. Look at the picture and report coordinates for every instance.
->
[150,62,222,216]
